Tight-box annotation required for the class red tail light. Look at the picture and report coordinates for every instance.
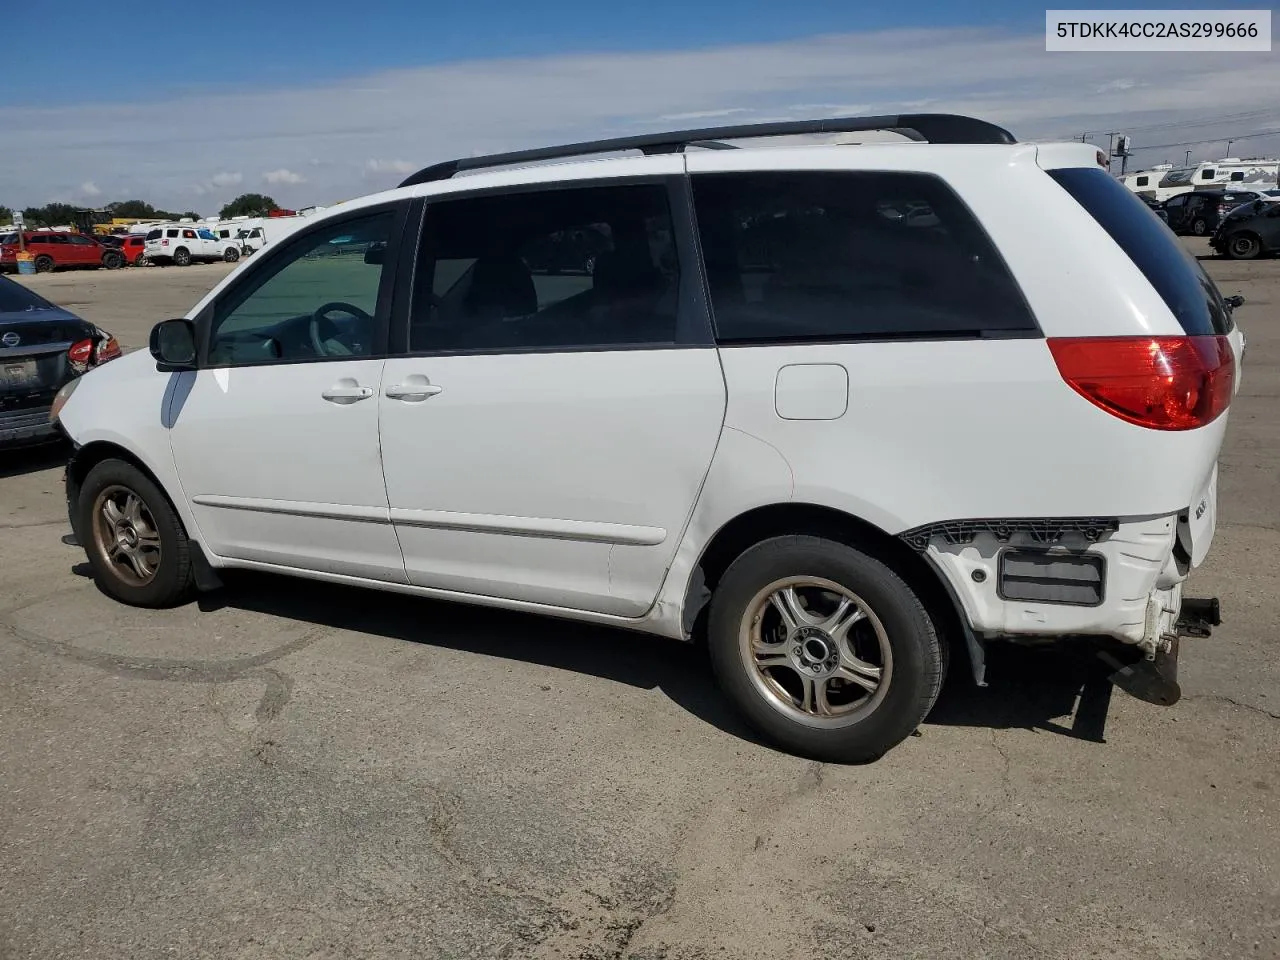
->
[68,338,95,369]
[1048,336,1234,431]
[95,335,122,364]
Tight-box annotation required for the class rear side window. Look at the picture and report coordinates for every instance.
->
[166,229,179,238]
[146,230,161,240]
[691,171,1036,343]
[1048,167,1231,335]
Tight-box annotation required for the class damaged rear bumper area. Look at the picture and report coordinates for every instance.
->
[901,515,1223,704]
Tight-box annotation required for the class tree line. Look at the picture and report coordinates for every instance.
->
[1,194,279,228]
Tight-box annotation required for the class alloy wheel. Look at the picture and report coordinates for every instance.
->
[738,576,892,727]
[91,485,162,586]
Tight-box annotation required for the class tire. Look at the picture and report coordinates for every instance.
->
[173,247,191,266]
[1226,232,1262,261]
[33,255,55,273]
[1191,218,1209,236]
[103,251,123,270]
[707,535,944,763]
[223,246,240,262]
[135,254,149,267]
[78,458,195,608]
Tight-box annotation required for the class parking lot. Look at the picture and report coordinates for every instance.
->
[1,245,1277,959]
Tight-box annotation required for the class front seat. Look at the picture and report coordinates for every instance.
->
[462,255,538,326]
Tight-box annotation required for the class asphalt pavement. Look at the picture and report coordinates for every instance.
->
[1,246,1277,959]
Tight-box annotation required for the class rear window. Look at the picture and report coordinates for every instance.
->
[0,277,56,312]
[1048,167,1231,336]
[691,171,1037,343]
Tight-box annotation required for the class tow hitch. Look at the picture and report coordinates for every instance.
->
[1098,597,1222,708]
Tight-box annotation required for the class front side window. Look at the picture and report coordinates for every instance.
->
[208,211,393,367]
[409,183,679,353]
[691,171,1035,342]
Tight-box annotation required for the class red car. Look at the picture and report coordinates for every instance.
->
[0,231,124,273]
[117,234,150,266]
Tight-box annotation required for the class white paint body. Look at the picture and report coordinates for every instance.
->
[59,139,1241,651]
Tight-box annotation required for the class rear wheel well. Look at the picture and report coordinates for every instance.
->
[685,503,966,667]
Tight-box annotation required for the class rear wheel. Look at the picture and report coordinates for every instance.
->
[135,253,149,267]
[1226,232,1262,260]
[103,250,123,269]
[1191,217,1209,236]
[79,459,195,608]
[33,255,54,273]
[173,247,191,266]
[707,535,944,763]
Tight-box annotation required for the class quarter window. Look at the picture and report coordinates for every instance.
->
[691,171,1035,342]
[409,183,680,353]
[208,211,394,367]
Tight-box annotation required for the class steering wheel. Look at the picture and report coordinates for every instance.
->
[309,302,372,357]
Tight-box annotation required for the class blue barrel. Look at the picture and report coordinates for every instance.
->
[16,256,35,276]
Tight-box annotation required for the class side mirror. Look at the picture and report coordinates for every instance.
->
[149,319,198,371]
[1223,295,1245,311]
[364,242,386,266]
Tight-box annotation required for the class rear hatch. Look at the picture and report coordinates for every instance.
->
[1043,164,1243,565]
[0,284,95,413]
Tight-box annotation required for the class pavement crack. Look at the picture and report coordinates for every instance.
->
[1186,693,1280,721]
[990,730,1015,803]
[0,615,325,726]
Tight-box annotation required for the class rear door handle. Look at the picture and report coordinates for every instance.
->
[322,380,374,404]
[385,375,442,402]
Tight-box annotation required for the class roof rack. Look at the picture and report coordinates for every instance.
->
[397,113,1017,187]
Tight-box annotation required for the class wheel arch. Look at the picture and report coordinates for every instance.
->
[681,501,981,685]
[68,441,182,540]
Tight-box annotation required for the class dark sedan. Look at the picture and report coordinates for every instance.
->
[0,275,121,446]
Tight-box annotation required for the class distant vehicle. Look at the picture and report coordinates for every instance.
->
[1161,189,1267,236]
[1211,197,1280,260]
[143,225,242,266]
[0,274,121,446]
[118,234,150,266]
[1135,193,1170,222]
[0,231,124,273]
[1121,159,1280,203]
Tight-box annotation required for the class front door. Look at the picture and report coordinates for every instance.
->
[378,173,726,616]
[168,204,410,582]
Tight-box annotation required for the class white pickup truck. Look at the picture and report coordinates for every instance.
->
[143,225,242,267]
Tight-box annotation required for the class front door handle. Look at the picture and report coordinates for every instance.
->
[322,379,374,404]
[385,374,443,402]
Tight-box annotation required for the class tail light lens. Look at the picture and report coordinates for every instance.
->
[94,335,122,364]
[1048,335,1234,431]
[68,338,95,371]
[67,333,123,373]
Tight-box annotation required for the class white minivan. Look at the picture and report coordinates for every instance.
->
[51,114,1245,761]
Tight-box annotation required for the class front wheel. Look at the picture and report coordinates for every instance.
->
[1226,232,1262,260]
[79,459,195,608]
[103,251,123,269]
[707,535,944,763]
[224,246,240,262]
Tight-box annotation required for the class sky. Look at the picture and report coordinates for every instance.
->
[3,1,1278,213]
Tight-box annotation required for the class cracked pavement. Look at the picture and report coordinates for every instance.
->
[1,248,1278,959]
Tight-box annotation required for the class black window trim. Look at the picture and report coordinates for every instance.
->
[388,173,717,359]
[686,168,1042,346]
[196,198,412,370]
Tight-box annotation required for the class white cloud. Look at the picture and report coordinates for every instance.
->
[2,27,1277,207]
[364,158,415,175]
[263,167,306,185]
[80,181,101,197]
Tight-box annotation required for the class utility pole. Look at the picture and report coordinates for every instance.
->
[1185,150,1192,167]
[1225,139,1235,156]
